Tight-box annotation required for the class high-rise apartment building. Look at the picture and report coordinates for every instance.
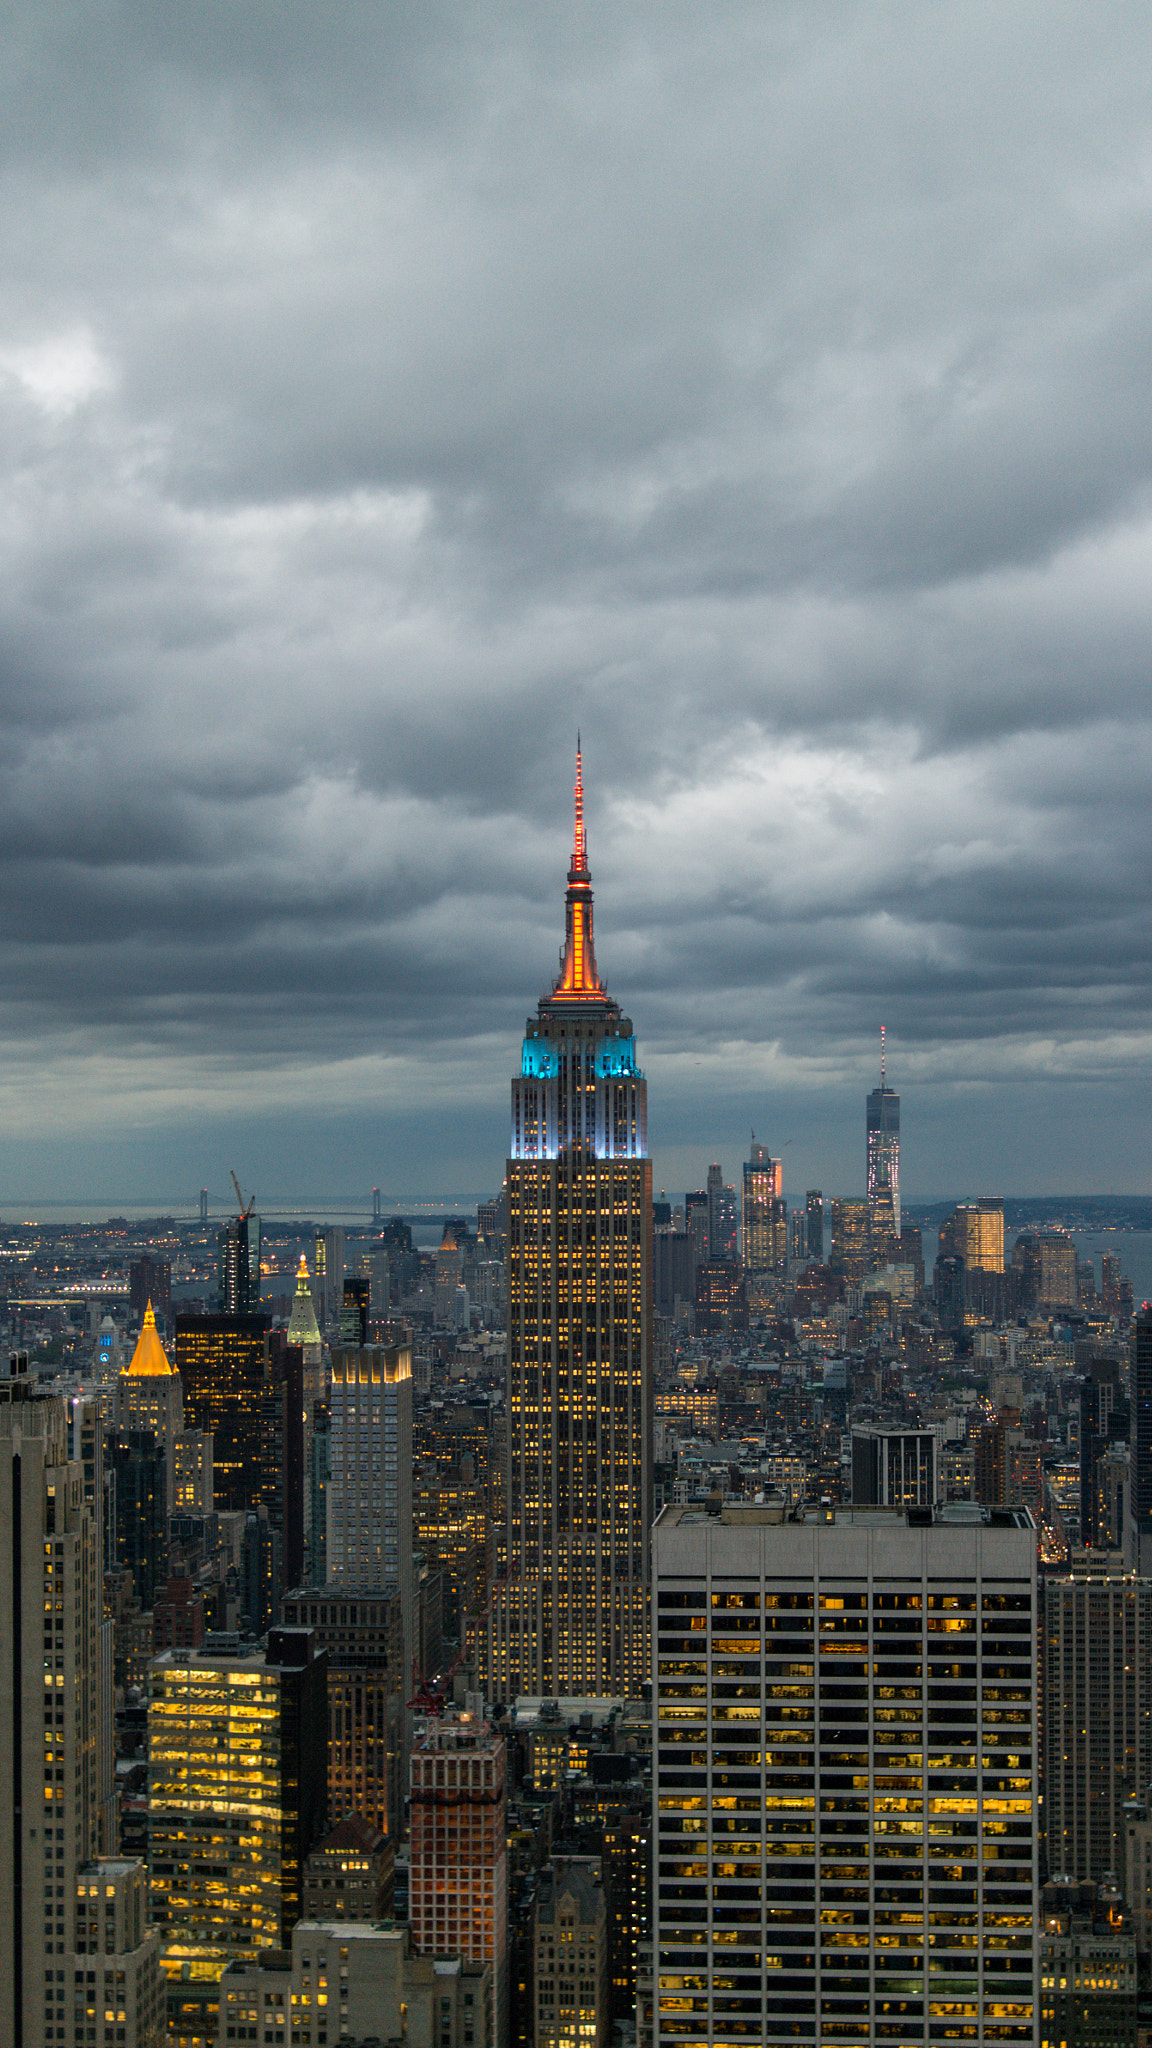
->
[327,1337,413,1686]
[865,1032,900,1236]
[1043,1558,1152,1883]
[1011,1230,1078,1313]
[410,1711,508,2048]
[489,751,652,1699]
[1080,1358,1128,1550]
[684,1192,709,1261]
[652,1499,1038,2048]
[704,1165,736,1263]
[340,1276,370,1347]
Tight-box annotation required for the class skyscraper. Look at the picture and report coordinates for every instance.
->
[410,1711,508,2048]
[149,1628,327,2028]
[175,1312,272,1510]
[489,748,652,1699]
[314,1227,346,1328]
[866,1028,900,1237]
[217,1210,262,1315]
[0,1366,163,2048]
[805,1189,824,1261]
[652,1499,1038,2048]
[1132,1306,1152,1572]
[116,1304,184,1511]
[327,1336,413,1689]
[1044,1558,1152,1883]
[281,1584,404,1841]
[742,1142,783,1280]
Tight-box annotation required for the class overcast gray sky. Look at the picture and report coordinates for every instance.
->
[2,1,1151,1211]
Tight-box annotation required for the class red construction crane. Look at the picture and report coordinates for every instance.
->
[230,1170,256,1220]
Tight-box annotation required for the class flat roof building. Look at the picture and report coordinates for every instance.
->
[652,1500,1037,2048]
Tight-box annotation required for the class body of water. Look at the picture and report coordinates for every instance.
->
[917,1225,1152,1308]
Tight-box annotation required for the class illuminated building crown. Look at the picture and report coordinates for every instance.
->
[511,747,646,1162]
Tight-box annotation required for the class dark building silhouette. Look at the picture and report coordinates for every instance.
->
[108,1427,167,1607]
[176,1312,270,1507]
[340,1276,369,1347]
[282,1584,405,1841]
[934,1253,966,1330]
[129,1253,171,1327]
[851,1426,938,1508]
[898,1224,924,1296]
[242,1505,280,1636]
[695,1260,749,1337]
[152,1574,205,1653]
[653,1230,695,1319]
[266,1329,305,1588]
[217,1211,262,1314]
[1132,1307,1152,1566]
[1080,1357,1127,1550]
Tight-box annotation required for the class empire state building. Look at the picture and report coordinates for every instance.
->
[488,751,652,1699]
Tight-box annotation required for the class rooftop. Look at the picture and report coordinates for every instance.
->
[656,1501,1035,1530]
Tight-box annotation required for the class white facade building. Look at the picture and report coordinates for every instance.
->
[652,1501,1038,2048]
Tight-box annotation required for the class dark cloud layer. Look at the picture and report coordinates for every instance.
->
[0,2,1150,1205]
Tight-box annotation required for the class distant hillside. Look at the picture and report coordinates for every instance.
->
[905,1196,1152,1234]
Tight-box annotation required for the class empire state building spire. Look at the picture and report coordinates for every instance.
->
[488,747,652,1701]
[553,740,604,1000]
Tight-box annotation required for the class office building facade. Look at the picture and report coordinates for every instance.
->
[174,1314,272,1511]
[0,1368,162,2048]
[1131,1308,1152,1572]
[850,1426,939,1509]
[327,1338,413,1689]
[1043,1561,1152,1883]
[865,1039,900,1237]
[652,1500,1038,2048]
[742,1144,785,1283]
[149,1629,328,2001]
[219,1922,490,2048]
[534,1855,610,2048]
[489,752,652,1699]
[282,1583,405,1841]
[217,1212,262,1316]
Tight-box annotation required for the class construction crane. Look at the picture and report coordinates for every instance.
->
[407,1641,472,1719]
[230,1171,256,1220]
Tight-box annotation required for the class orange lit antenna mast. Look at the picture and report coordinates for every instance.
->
[553,738,604,999]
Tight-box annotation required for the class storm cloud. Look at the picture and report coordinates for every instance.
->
[1,0,1151,1206]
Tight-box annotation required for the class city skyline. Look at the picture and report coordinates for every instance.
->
[2,9,1152,1203]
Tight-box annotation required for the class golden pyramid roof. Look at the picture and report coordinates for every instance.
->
[123,1301,175,1378]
